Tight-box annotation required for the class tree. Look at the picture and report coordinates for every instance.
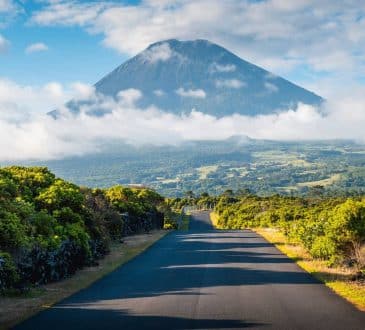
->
[185,190,194,199]
[327,200,365,265]
[223,189,234,197]
[35,179,84,213]
[5,166,55,200]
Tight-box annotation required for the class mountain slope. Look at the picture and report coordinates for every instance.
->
[94,39,322,117]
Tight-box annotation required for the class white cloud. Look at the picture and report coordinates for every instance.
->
[29,0,365,96]
[0,0,16,12]
[211,63,236,73]
[1,83,365,161]
[70,82,96,99]
[215,79,245,89]
[0,33,9,53]
[0,0,21,26]
[31,1,109,26]
[154,89,165,96]
[264,82,279,93]
[117,88,142,105]
[25,42,49,54]
[43,82,63,98]
[141,42,172,63]
[0,78,89,117]
[176,87,206,99]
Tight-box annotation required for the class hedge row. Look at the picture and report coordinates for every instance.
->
[214,194,365,268]
[0,166,165,291]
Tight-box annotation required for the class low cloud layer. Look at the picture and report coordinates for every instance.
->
[0,81,365,161]
[0,79,92,121]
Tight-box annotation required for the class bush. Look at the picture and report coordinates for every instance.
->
[163,212,178,229]
[16,240,91,286]
[0,167,166,291]
[212,193,365,267]
[5,166,55,201]
[35,179,84,213]
[310,236,337,260]
[0,252,19,291]
[0,211,27,251]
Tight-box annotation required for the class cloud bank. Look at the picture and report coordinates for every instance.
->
[0,81,365,161]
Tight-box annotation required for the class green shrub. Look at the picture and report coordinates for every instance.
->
[0,252,19,290]
[310,236,337,259]
[53,207,83,225]
[0,176,17,199]
[0,211,27,251]
[35,179,84,213]
[4,166,55,200]
[0,167,165,290]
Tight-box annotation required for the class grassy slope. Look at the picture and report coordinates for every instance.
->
[0,230,168,330]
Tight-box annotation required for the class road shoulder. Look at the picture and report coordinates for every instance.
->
[255,227,365,311]
[209,211,365,312]
[0,230,168,330]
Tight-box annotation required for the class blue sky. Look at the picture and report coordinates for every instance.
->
[1,5,126,85]
[2,0,365,96]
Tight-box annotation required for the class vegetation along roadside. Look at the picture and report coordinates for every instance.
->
[205,191,365,310]
[0,166,181,328]
[0,231,167,329]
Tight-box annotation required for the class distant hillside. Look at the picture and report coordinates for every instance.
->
[94,39,322,117]
[24,139,365,197]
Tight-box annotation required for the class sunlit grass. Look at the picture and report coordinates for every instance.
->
[210,212,223,229]
[256,228,365,311]
[297,173,342,187]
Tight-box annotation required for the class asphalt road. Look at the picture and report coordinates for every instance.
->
[15,211,365,329]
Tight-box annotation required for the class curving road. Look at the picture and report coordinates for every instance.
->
[15,211,365,329]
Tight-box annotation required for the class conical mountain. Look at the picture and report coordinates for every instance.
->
[94,39,322,117]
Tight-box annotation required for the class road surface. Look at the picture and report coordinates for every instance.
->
[15,211,365,329]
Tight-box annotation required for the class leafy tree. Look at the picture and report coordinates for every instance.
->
[5,166,55,200]
[327,200,365,264]
[0,175,17,200]
[36,179,84,213]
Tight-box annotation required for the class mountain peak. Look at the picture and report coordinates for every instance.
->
[94,39,323,117]
[148,39,213,48]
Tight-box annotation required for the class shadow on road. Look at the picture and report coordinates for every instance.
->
[25,307,263,330]
[15,212,365,330]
